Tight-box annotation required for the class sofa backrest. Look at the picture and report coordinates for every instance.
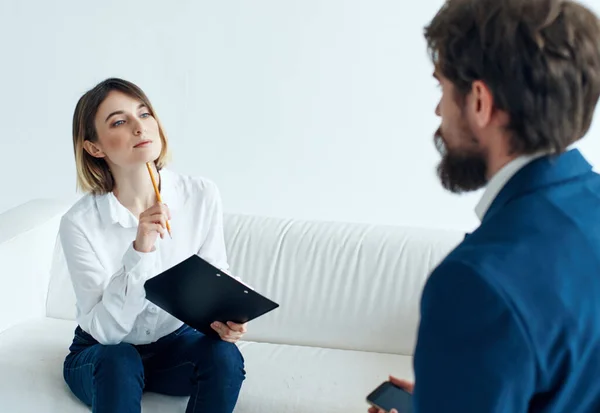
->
[220,215,462,355]
[8,198,462,356]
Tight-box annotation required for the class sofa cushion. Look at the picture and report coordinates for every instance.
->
[0,317,412,412]
[0,199,70,333]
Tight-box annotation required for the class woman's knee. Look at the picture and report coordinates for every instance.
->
[206,340,245,377]
[64,342,144,407]
[95,343,144,380]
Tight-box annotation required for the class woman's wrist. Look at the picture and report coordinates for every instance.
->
[133,240,154,253]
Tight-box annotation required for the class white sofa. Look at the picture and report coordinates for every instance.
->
[0,198,462,412]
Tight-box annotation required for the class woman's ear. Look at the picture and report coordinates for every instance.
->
[83,140,106,158]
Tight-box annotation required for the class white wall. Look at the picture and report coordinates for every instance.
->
[1,0,599,232]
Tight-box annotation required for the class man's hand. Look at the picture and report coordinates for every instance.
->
[211,321,248,343]
[368,376,414,413]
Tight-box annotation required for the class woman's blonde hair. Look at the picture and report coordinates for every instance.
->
[72,78,170,194]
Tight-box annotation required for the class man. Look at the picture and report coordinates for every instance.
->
[369,0,600,412]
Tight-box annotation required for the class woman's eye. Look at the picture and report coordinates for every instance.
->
[112,120,125,127]
[140,112,151,118]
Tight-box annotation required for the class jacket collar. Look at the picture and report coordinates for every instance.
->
[482,149,593,223]
[475,152,547,220]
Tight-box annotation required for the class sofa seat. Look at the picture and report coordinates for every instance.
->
[0,317,413,412]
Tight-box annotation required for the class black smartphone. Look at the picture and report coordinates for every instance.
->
[366,381,413,413]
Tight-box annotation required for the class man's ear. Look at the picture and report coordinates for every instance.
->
[470,80,494,129]
[83,140,106,158]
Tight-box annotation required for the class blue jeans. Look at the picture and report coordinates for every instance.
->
[63,325,245,413]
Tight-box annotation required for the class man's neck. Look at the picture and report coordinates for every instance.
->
[111,163,159,217]
[486,153,516,181]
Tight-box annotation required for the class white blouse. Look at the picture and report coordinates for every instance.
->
[58,169,229,345]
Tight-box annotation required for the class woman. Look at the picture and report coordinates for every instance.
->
[60,78,246,413]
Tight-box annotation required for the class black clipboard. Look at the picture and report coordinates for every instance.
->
[144,255,279,337]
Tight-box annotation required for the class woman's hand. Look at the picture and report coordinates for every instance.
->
[133,202,171,253]
[211,321,248,343]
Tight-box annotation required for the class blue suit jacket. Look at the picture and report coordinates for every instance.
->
[413,149,600,413]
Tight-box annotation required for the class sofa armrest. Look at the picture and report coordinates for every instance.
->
[0,198,72,333]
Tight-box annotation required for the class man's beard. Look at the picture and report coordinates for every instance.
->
[434,128,488,193]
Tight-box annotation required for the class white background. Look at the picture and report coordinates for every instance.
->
[1,0,599,232]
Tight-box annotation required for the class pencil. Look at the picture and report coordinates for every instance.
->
[146,162,172,238]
